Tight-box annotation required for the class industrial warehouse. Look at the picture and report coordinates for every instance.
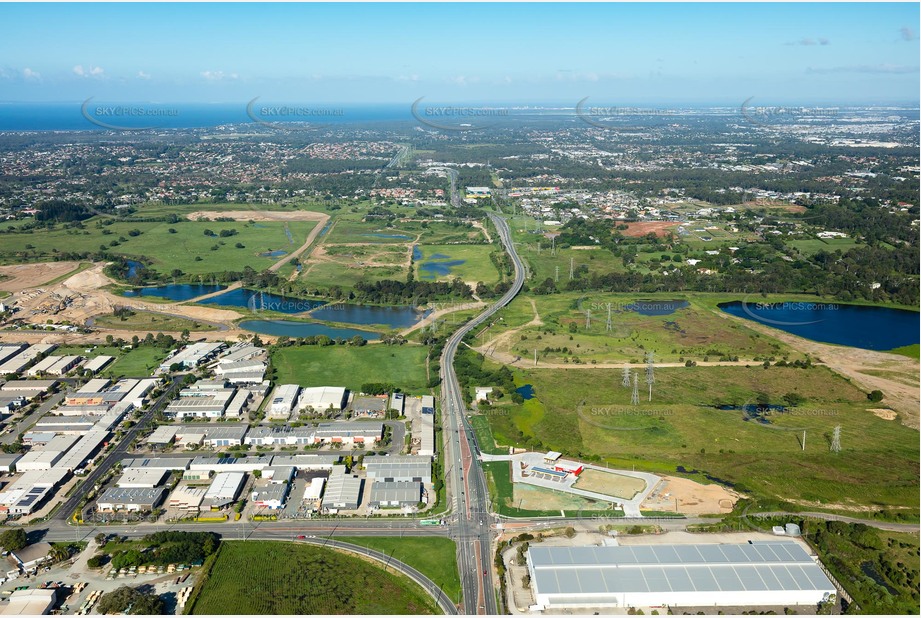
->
[526,542,837,611]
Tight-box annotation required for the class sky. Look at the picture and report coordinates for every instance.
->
[0,2,918,105]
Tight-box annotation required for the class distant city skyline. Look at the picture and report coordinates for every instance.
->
[0,2,918,105]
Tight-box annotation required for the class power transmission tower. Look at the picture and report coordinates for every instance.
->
[645,352,655,401]
[606,303,613,332]
[585,309,591,329]
[555,266,559,283]
[831,426,841,453]
[622,366,631,387]
[550,235,556,256]
[631,373,639,406]
[569,257,574,280]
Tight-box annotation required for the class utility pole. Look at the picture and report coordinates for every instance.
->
[606,303,613,332]
[585,309,591,329]
[802,430,806,451]
[831,426,841,453]
[622,365,631,387]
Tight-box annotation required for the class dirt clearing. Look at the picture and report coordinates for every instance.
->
[869,408,898,421]
[573,469,647,499]
[622,221,681,237]
[0,262,82,292]
[642,475,740,515]
[186,210,328,222]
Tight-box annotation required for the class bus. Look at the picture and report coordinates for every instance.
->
[420,519,443,526]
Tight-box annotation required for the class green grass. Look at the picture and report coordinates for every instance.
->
[271,344,430,392]
[416,244,502,284]
[94,311,217,332]
[336,537,461,603]
[301,260,406,289]
[0,217,317,276]
[888,343,920,359]
[788,237,862,255]
[188,541,438,615]
[477,360,919,512]
[483,292,793,364]
[104,346,171,378]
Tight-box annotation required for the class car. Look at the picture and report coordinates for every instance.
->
[296,535,306,539]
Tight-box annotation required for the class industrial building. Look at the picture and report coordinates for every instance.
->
[26,355,82,377]
[146,425,179,447]
[204,472,246,507]
[267,384,300,420]
[96,487,167,512]
[250,483,290,510]
[244,425,314,446]
[369,481,421,508]
[389,392,404,416]
[297,386,348,414]
[165,384,236,419]
[0,588,57,615]
[322,468,363,511]
[82,355,114,374]
[312,421,383,446]
[526,542,837,610]
[16,434,80,471]
[121,457,192,471]
[167,485,207,511]
[0,379,57,396]
[302,477,326,504]
[190,456,271,473]
[0,454,22,473]
[157,342,224,373]
[268,454,339,471]
[364,455,432,484]
[116,468,169,488]
[174,424,248,448]
[0,469,68,515]
[0,344,26,366]
[0,344,57,375]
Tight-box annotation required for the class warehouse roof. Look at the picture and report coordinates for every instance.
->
[97,487,167,505]
[528,542,835,597]
[370,480,421,504]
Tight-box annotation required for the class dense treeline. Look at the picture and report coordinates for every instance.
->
[352,278,472,304]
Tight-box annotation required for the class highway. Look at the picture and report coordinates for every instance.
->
[440,212,525,615]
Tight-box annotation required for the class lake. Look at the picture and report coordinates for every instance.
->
[258,250,287,258]
[719,300,920,351]
[310,304,431,328]
[123,283,226,301]
[516,384,535,400]
[199,289,326,314]
[239,319,380,340]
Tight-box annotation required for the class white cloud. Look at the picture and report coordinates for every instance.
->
[201,70,238,81]
[73,64,104,78]
[137,71,151,80]
[22,68,40,80]
[786,37,830,47]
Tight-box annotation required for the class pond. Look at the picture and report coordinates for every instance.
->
[718,300,919,351]
[125,260,144,279]
[122,284,226,301]
[417,247,466,280]
[198,289,326,314]
[516,384,535,400]
[258,250,287,258]
[239,319,380,340]
[309,304,431,329]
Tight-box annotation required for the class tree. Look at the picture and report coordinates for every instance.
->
[97,586,164,615]
[868,390,884,402]
[0,528,27,551]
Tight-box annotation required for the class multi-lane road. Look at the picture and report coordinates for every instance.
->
[440,212,526,615]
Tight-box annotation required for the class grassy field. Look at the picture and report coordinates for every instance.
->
[336,537,461,603]
[271,344,430,392]
[482,292,793,364]
[475,360,919,514]
[94,311,217,332]
[104,346,170,378]
[788,237,862,255]
[301,259,406,290]
[188,541,438,615]
[415,244,502,284]
[0,217,317,276]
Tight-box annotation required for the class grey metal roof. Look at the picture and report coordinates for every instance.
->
[528,543,835,596]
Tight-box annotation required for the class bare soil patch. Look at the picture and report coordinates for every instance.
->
[0,262,81,292]
[641,475,740,515]
[869,408,898,421]
[186,210,327,222]
[573,469,647,499]
[622,221,681,237]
